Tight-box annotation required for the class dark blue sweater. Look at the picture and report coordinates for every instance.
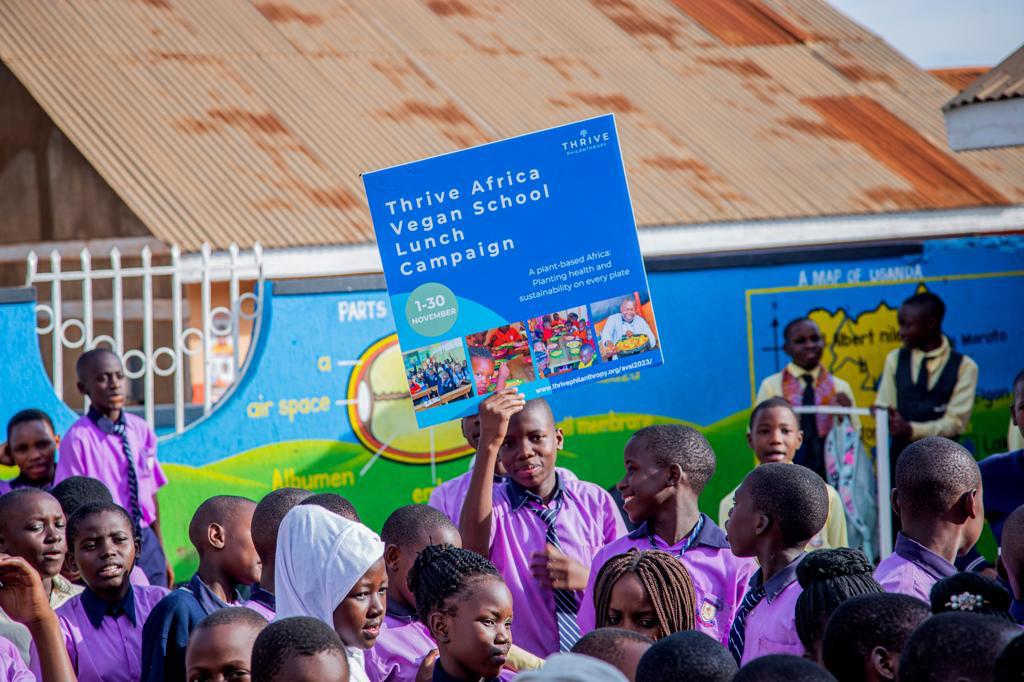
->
[140,575,234,682]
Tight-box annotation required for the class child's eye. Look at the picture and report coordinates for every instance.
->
[606,612,622,625]
[481,618,495,626]
[639,618,657,628]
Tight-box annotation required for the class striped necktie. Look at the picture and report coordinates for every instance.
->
[728,584,767,664]
[532,501,581,651]
[110,419,143,536]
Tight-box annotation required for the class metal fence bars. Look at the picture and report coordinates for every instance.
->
[26,243,263,435]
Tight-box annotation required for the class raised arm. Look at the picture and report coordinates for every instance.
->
[459,389,525,556]
[0,554,77,682]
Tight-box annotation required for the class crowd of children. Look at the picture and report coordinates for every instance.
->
[0,310,1023,681]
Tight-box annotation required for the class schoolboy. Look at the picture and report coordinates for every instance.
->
[578,425,755,645]
[873,437,983,601]
[244,487,312,620]
[756,318,857,478]
[732,654,836,682]
[725,462,829,664]
[461,390,626,657]
[719,398,847,550]
[251,616,349,682]
[184,607,268,682]
[32,502,170,680]
[875,292,978,456]
[899,612,1019,682]
[367,503,461,682]
[141,495,261,682]
[979,368,1024,546]
[821,592,930,682]
[0,409,60,494]
[55,348,171,586]
[0,488,82,663]
[50,475,151,587]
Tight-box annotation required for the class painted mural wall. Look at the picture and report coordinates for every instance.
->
[0,236,1021,577]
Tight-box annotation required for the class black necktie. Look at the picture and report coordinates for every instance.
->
[916,357,930,391]
[728,584,767,664]
[801,375,817,439]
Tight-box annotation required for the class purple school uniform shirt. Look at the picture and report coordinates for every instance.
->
[488,474,625,657]
[1,636,33,682]
[365,603,515,682]
[428,467,578,525]
[31,584,169,682]
[874,533,956,602]
[56,413,167,528]
[577,514,756,644]
[740,555,804,665]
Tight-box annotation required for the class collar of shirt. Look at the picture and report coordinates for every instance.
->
[246,584,275,612]
[86,405,125,433]
[432,660,498,682]
[506,472,566,512]
[747,553,805,604]
[893,533,957,580]
[785,362,822,381]
[386,597,419,624]
[627,513,730,550]
[917,335,952,362]
[50,574,81,608]
[185,573,238,615]
[81,585,137,629]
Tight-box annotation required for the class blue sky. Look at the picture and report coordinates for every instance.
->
[828,0,1024,68]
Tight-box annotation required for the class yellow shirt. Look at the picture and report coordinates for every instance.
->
[718,477,848,551]
[756,362,860,431]
[874,336,978,441]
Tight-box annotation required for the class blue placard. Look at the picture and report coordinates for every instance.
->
[362,114,664,427]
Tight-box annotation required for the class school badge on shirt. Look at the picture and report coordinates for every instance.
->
[699,597,722,625]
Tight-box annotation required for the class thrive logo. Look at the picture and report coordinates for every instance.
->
[562,127,610,155]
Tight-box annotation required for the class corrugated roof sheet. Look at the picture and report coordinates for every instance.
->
[930,67,990,93]
[945,44,1024,110]
[0,0,1022,251]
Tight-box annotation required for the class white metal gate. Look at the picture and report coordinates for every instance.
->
[26,243,264,436]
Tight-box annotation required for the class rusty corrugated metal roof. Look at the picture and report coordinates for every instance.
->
[930,67,990,93]
[944,44,1024,110]
[0,0,1021,251]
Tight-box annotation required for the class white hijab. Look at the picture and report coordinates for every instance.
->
[274,504,385,682]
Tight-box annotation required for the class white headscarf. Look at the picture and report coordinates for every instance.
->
[515,653,628,682]
[274,504,385,682]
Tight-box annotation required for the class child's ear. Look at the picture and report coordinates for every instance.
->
[754,512,771,537]
[870,646,897,680]
[554,428,564,451]
[133,536,142,564]
[53,434,61,447]
[428,611,450,644]
[745,430,754,450]
[891,489,901,519]
[76,380,87,397]
[667,463,683,488]
[65,550,79,576]
[961,488,981,520]
[383,544,400,572]
[208,522,226,550]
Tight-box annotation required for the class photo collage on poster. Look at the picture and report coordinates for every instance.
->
[402,291,659,413]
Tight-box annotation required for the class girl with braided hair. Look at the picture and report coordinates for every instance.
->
[409,544,513,682]
[592,549,697,640]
